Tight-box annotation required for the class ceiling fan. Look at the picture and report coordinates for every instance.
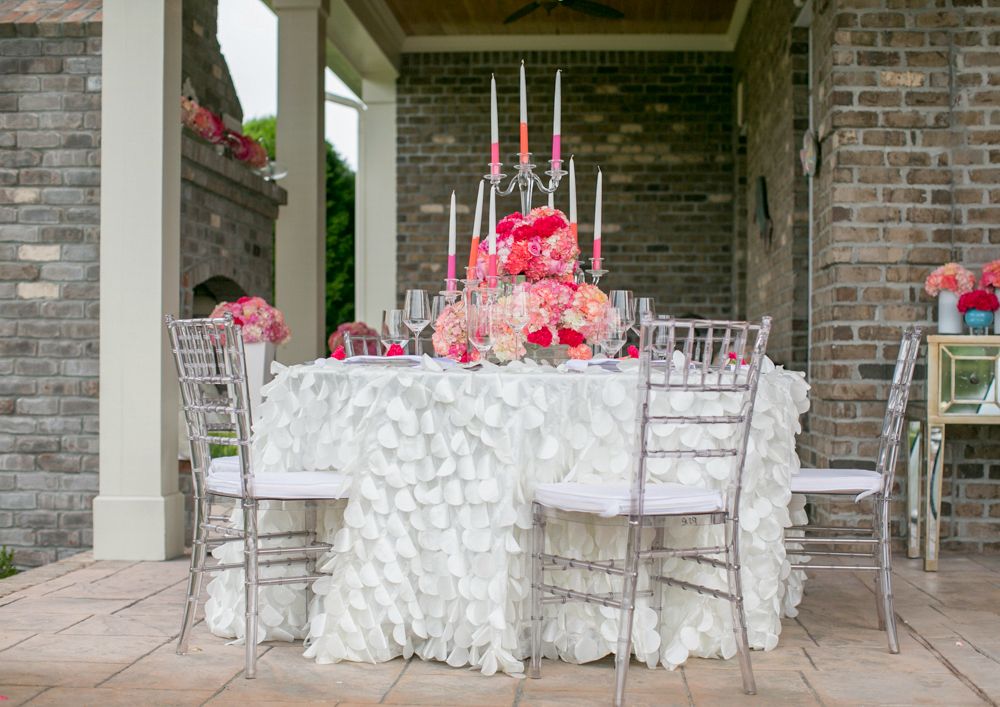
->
[503,0,625,25]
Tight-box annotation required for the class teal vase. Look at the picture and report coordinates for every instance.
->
[963,309,994,333]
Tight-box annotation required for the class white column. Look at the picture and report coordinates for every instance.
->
[275,0,328,364]
[94,0,184,560]
[356,76,397,327]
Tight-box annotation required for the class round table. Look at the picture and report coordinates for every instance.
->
[205,357,810,675]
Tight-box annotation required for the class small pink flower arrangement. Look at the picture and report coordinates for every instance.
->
[980,260,1000,290]
[181,96,270,171]
[328,321,378,356]
[211,296,290,345]
[474,207,579,282]
[957,289,999,313]
[925,263,975,297]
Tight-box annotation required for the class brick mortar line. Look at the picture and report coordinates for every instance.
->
[0,550,98,599]
[378,656,413,704]
[898,616,998,707]
[799,669,827,707]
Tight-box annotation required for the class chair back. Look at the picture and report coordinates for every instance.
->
[630,316,772,520]
[165,313,253,495]
[343,332,381,357]
[876,326,923,498]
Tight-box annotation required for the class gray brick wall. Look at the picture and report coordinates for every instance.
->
[396,51,737,320]
[0,19,102,567]
[797,0,1000,550]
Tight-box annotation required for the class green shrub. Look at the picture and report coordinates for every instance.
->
[0,546,17,579]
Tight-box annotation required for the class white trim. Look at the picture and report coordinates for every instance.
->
[401,32,737,53]
[727,0,753,48]
[325,0,399,83]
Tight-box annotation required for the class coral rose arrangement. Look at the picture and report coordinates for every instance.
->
[924,263,976,297]
[957,289,999,314]
[211,296,291,345]
[980,260,1000,290]
[473,207,580,282]
[181,96,269,170]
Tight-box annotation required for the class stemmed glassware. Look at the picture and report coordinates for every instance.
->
[429,295,448,355]
[381,309,409,354]
[467,290,494,360]
[600,305,627,358]
[507,283,531,360]
[608,290,635,335]
[632,297,655,338]
[404,289,431,354]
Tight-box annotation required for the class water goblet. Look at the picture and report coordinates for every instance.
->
[404,289,431,354]
[609,290,635,333]
[381,309,409,354]
[633,297,656,337]
[601,306,627,358]
[507,283,531,359]
[467,291,494,360]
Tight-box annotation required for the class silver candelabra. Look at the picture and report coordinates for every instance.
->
[486,153,566,214]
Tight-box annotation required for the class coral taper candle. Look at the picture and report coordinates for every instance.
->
[593,167,602,261]
[552,69,561,163]
[569,156,577,244]
[469,180,484,271]
[519,61,528,164]
[490,74,500,176]
[488,185,498,280]
[447,190,456,281]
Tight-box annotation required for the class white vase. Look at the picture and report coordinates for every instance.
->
[937,291,962,335]
[243,341,276,420]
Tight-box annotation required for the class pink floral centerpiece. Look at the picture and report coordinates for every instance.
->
[181,96,270,171]
[473,207,580,281]
[210,296,291,345]
[980,260,1000,291]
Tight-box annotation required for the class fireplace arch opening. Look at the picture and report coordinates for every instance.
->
[191,276,246,317]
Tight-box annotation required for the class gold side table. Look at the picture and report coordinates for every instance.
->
[916,335,1000,571]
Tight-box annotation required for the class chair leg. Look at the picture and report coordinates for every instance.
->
[727,520,756,696]
[873,503,886,630]
[529,502,545,679]
[243,498,260,678]
[613,516,641,707]
[177,492,208,655]
[650,525,665,642]
[878,501,899,654]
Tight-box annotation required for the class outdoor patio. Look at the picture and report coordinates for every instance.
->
[1,552,998,706]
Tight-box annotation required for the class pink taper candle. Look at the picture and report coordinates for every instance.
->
[488,185,498,282]
[551,69,561,163]
[519,61,528,164]
[593,167,602,261]
[569,156,578,245]
[447,190,457,281]
[468,180,484,272]
[490,74,499,176]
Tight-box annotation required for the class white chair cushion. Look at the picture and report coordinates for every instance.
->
[207,456,350,500]
[791,468,882,499]
[534,482,723,518]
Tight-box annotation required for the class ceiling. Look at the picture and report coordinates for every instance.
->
[382,0,739,36]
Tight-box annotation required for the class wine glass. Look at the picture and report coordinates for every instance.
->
[633,297,655,338]
[381,309,409,354]
[608,290,635,334]
[467,291,494,359]
[601,306,627,358]
[507,284,531,359]
[404,289,431,354]
[652,317,674,360]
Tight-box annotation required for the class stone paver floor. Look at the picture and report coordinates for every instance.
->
[1,552,999,706]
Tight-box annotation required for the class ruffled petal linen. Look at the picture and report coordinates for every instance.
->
[205,357,810,674]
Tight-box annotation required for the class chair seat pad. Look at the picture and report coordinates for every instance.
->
[207,456,350,500]
[791,467,882,496]
[534,482,723,518]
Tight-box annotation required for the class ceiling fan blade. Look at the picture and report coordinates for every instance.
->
[504,1,543,24]
[560,0,625,19]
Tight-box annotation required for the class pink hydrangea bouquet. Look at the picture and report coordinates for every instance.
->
[980,260,1000,290]
[432,280,607,363]
[474,207,579,282]
[328,321,378,356]
[211,296,291,345]
[924,263,975,297]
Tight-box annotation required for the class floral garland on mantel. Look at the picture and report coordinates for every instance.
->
[180,96,269,170]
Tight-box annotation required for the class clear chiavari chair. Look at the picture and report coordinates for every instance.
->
[787,326,922,653]
[530,316,772,706]
[342,332,381,357]
[166,313,350,678]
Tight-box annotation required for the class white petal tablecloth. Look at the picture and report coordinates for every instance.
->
[205,357,810,675]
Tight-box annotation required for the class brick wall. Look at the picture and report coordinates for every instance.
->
[801,0,1000,550]
[734,0,811,370]
[182,0,241,123]
[396,51,737,320]
[180,133,285,316]
[0,16,102,566]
